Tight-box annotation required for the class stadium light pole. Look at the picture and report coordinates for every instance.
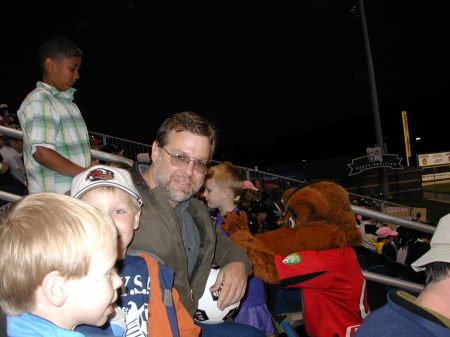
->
[356,0,390,197]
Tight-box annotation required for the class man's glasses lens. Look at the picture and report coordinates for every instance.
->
[163,148,209,174]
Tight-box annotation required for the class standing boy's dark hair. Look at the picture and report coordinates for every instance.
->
[38,36,84,74]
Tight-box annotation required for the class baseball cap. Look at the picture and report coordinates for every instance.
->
[71,165,142,206]
[411,213,450,272]
[243,180,258,191]
[375,226,398,238]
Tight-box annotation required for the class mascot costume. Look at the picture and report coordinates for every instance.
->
[222,181,370,337]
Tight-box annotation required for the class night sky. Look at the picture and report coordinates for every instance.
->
[1,0,448,169]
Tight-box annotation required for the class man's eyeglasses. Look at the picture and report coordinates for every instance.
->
[162,147,210,174]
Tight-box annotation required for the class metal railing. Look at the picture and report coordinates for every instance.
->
[0,149,131,206]
[89,130,306,190]
[352,205,435,234]
[349,192,415,219]
[233,165,305,190]
[91,149,133,167]
[0,125,433,294]
[363,270,423,293]
[89,131,151,163]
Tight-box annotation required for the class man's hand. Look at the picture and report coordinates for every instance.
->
[209,262,247,310]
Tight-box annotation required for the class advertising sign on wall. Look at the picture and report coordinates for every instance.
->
[417,152,450,168]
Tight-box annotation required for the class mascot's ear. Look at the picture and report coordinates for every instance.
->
[281,187,299,204]
[289,187,327,219]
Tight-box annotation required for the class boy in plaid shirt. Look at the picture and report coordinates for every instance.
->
[18,36,94,194]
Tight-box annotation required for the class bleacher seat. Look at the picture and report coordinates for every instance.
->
[357,254,368,269]
[365,264,390,310]
[280,319,301,337]
[265,284,303,336]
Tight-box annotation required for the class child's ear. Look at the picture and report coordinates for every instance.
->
[41,271,68,307]
[134,210,142,230]
[223,187,234,199]
[44,57,55,73]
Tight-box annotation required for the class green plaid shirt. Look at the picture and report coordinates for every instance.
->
[18,82,91,194]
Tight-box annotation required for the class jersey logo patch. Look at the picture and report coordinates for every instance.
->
[283,253,302,264]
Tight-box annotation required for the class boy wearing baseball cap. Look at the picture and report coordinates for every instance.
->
[71,165,200,337]
[355,214,450,336]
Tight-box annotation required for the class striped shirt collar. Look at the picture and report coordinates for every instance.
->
[37,81,77,101]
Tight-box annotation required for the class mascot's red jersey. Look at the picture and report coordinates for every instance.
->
[275,247,369,337]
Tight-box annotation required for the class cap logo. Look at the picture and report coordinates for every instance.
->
[87,168,115,182]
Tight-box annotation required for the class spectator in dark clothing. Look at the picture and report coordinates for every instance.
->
[405,235,431,266]
[396,227,418,264]
[405,232,432,284]
[264,184,283,226]
[382,239,398,261]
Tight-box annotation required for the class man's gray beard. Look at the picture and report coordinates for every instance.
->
[152,166,194,203]
[159,179,194,203]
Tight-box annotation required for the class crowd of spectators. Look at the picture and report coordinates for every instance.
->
[353,197,432,310]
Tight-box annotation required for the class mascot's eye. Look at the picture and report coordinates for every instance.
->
[288,216,296,228]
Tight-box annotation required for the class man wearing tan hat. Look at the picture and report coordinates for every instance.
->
[354,214,450,336]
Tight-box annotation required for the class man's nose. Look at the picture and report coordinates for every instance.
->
[184,160,195,176]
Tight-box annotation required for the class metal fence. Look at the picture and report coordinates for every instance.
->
[89,131,151,163]
[89,130,306,189]
[349,192,415,220]
[232,165,305,190]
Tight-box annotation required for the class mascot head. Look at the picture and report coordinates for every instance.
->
[281,182,362,248]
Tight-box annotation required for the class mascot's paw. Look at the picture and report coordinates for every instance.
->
[222,211,249,234]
